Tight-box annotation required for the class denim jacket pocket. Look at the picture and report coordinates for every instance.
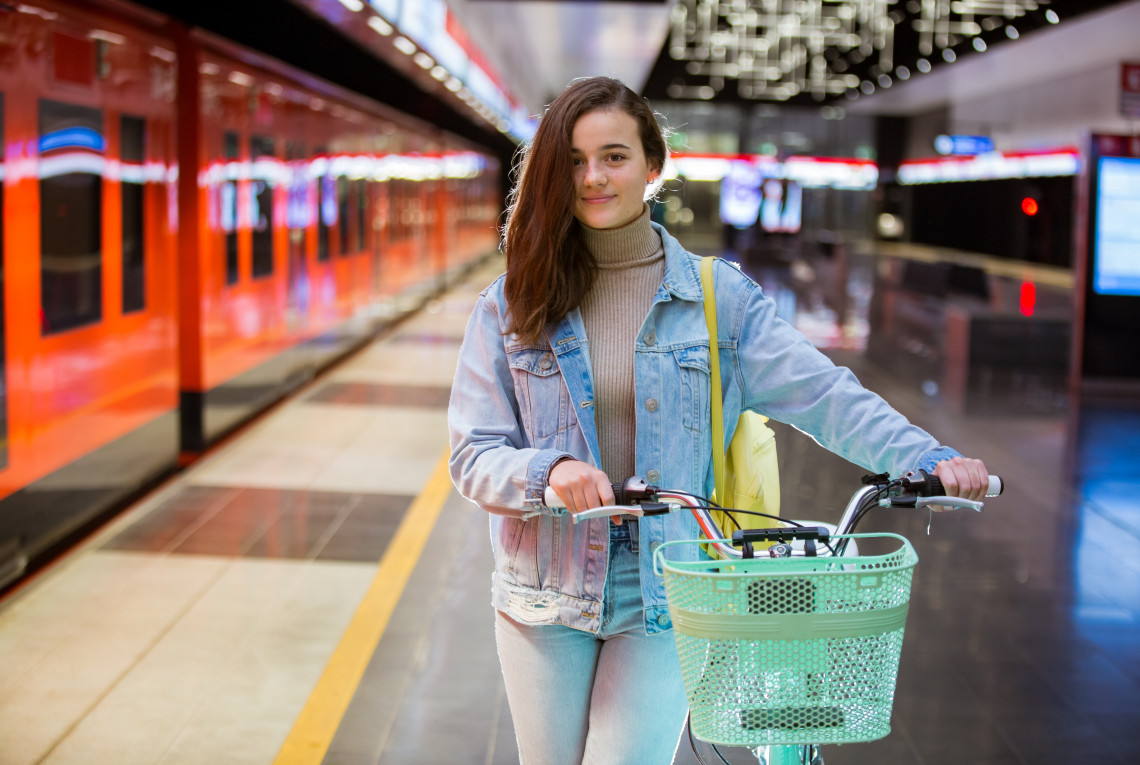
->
[508,347,572,443]
[672,343,711,433]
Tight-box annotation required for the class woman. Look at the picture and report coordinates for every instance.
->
[447,77,990,765]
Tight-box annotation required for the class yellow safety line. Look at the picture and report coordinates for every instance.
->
[273,449,453,765]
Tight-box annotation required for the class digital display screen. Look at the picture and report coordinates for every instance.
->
[1094,156,1140,295]
[760,179,802,234]
[719,160,762,228]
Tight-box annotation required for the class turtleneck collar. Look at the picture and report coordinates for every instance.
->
[578,204,662,269]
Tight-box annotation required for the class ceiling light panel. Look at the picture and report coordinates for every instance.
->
[666,0,1051,102]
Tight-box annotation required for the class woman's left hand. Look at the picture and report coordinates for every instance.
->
[932,456,990,502]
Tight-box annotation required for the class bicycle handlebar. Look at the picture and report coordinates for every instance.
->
[901,470,1004,499]
[542,469,1004,559]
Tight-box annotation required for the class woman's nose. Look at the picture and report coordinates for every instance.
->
[582,160,605,187]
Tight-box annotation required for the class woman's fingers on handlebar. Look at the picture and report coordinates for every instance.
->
[934,457,990,502]
[548,460,617,520]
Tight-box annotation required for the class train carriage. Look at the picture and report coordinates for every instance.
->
[0,0,501,589]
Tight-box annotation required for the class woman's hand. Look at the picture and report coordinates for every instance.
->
[932,456,990,502]
[548,460,622,524]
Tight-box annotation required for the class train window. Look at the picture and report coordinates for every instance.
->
[250,135,275,277]
[285,140,307,233]
[285,141,307,312]
[0,94,6,468]
[224,131,239,285]
[316,146,331,262]
[40,99,104,335]
[337,176,351,256]
[389,180,403,242]
[121,114,146,314]
[355,181,367,252]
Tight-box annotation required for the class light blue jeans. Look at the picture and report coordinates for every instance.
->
[494,523,689,765]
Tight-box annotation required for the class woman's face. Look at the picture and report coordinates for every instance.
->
[570,108,658,230]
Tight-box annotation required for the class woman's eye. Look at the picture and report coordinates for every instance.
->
[607,154,626,162]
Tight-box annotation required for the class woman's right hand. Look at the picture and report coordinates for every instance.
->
[548,460,619,522]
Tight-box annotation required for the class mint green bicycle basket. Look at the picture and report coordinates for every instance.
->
[653,534,918,747]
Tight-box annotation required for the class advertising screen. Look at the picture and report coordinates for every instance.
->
[1094,156,1140,295]
[719,160,762,228]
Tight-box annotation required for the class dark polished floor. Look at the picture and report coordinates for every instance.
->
[347,243,1140,765]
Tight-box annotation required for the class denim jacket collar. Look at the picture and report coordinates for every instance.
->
[652,222,704,304]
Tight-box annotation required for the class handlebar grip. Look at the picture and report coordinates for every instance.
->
[544,477,656,509]
[542,485,623,509]
[924,473,1004,497]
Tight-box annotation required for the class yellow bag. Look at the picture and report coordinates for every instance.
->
[701,257,780,556]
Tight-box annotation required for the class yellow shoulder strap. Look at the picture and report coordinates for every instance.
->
[701,257,726,501]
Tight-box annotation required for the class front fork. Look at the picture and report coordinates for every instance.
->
[752,745,823,765]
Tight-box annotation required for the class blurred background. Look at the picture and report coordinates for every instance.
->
[0,2,1138,764]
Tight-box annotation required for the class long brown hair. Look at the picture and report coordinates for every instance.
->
[502,77,668,343]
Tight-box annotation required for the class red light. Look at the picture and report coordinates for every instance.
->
[1021,197,1039,216]
[1020,281,1036,317]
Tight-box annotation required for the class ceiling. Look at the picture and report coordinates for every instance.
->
[844,0,1140,116]
[452,0,1137,116]
[450,0,674,112]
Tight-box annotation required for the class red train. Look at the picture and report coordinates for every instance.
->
[0,0,502,588]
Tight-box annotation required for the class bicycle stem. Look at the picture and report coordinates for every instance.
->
[834,484,886,536]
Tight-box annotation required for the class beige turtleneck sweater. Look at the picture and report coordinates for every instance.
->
[578,205,665,483]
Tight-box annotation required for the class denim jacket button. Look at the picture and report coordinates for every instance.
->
[656,613,671,627]
[645,398,658,412]
[646,470,660,482]
[644,332,656,346]
[539,355,552,370]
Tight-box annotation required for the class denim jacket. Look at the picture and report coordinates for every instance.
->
[448,223,960,635]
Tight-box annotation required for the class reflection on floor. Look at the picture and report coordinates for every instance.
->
[669,244,1139,764]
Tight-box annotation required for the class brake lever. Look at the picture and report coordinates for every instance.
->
[882,495,983,512]
[570,502,678,523]
[916,496,983,512]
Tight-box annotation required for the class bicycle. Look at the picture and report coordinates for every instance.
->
[546,469,1004,765]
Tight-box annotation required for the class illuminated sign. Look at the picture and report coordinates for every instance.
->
[933,134,994,156]
[1094,155,1140,296]
[315,0,529,141]
[666,152,877,190]
[898,148,1079,184]
[1121,61,1140,119]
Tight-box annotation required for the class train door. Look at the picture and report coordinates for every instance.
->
[250,134,275,279]
[0,93,6,471]
[223,131,240,286]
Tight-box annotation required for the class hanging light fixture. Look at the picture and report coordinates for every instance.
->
[665,0,1055,102]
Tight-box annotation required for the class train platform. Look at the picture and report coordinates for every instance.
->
[2,245,1140,765]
